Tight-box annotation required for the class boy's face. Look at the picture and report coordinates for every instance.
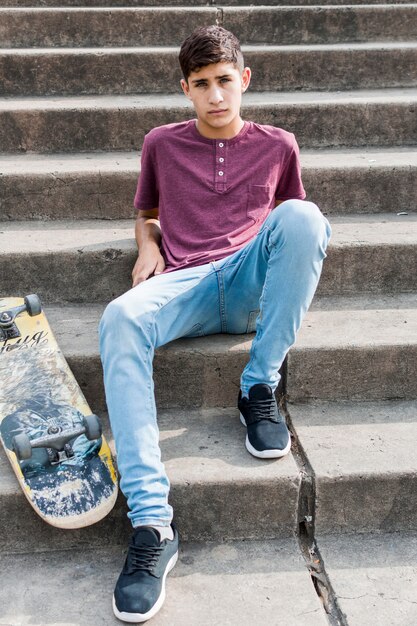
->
[181,62,251,139]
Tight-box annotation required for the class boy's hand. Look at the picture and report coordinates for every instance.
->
[132,244,165,287]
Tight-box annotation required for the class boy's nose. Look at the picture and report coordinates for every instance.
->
[209,88,224,105]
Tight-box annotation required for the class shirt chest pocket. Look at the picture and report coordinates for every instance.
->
[246,184,273,223]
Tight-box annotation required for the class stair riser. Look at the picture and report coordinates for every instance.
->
[1,100,415,153]
[1,165,415,220]
[0,0,413,6]
[0,474,299,553]
[315,475,417,535]
[288,345,417,403]
[1,244,416,306]
[0,8,218,48]
[75,343,417,412]
[0,328,406,421]
[2,243,416,304]
[2,6,416,47]
[1,47,416,96]
[223,6,417,45]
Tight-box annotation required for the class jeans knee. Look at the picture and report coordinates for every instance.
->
[100,287,162,350]
[99,298,122,339]
[270,199,331,249]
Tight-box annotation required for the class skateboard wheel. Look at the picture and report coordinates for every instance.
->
[12,433,32,460]
[24,294,42,316]
[83,414,102,441]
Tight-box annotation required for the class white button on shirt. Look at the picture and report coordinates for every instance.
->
[218,143,224,148]
[218,171,224,176]
[219,157,224,163]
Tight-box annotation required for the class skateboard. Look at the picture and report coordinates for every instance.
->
[0,295,118,529]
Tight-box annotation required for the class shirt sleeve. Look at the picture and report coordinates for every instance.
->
[133,132,159,211]
[275,135,306,201]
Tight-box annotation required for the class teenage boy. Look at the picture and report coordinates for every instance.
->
[99,25,331,623]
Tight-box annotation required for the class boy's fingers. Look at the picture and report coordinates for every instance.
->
[154,256,166,275]
[132,264,152,286]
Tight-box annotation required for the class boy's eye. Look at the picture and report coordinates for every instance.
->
[220,78,231,83]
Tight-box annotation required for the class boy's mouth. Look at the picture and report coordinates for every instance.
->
[208,109,228,115]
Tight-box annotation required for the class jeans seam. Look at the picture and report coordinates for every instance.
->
[216,269,227,332]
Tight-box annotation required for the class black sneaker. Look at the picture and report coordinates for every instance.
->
[238,383,291,459]
[113,525,179,623]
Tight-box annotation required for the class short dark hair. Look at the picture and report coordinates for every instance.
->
[179,26,244,81]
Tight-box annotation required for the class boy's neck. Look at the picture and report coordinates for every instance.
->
[195,117,245,140]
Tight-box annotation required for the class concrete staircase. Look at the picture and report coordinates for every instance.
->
[0,2,416,625]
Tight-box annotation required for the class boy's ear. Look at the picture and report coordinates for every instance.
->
[180,78,191,100]
[241,67,251,93]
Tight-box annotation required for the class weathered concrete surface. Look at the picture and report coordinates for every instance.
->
[0,152,140,220]
[1,149,416,220]
[288,293,417,401]
[222,5,417,44]
[1,44,416,96]
[318,532,417,626]
[0,214,416,301]
[318,213,417,295]
[38,296,417,409]
[1,5,416,47]
[0,295,413,412]
[1,89,415,153]
[29,303,258,411]
[0,0,412,5]
[290,401,417,533]
[301,148,417,215]
[0,407,300,552]
[0,539,327,626]
[0,7,219,48]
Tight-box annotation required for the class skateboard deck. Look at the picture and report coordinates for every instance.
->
[0,296,118,529]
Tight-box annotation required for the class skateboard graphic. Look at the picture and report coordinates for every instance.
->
[0,295,118,529]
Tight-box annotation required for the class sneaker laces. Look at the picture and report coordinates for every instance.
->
[127,543,164,575]
[247,397,279,423]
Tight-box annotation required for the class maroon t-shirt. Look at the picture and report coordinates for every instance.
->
[134,119,305,273]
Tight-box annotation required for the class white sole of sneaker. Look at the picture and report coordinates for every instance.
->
[112,550,178,623]
[240,413,291,459]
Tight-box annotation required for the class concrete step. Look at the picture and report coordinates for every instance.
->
[1,148,416,220]
[317,532,417,626]
[2,5,417,47]
[1,215,416,303]
[0,7,219,49]
[1,43,416,96]
[1,392,416,552]
[0,294,414,413]
[0,300,415,554]
[0,0,413,6]
[287,294,417,403]
[0,406,301,552]
[0,539,328,626]
[1,393,416,570]
[1,89,416,153]
[290,399,417,534]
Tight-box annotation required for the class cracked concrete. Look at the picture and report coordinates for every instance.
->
[317,532,417,625]
[0,538,328,626]
[1,3,416,624]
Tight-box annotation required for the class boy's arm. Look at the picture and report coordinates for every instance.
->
[132,208,165,287]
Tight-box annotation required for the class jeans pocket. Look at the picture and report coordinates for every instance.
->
[246,310,259,333]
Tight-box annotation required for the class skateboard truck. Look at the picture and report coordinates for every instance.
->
[12,414,102,464]
[0,295,42,341]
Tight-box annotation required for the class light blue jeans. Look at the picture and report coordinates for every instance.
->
[99,200,331,528]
